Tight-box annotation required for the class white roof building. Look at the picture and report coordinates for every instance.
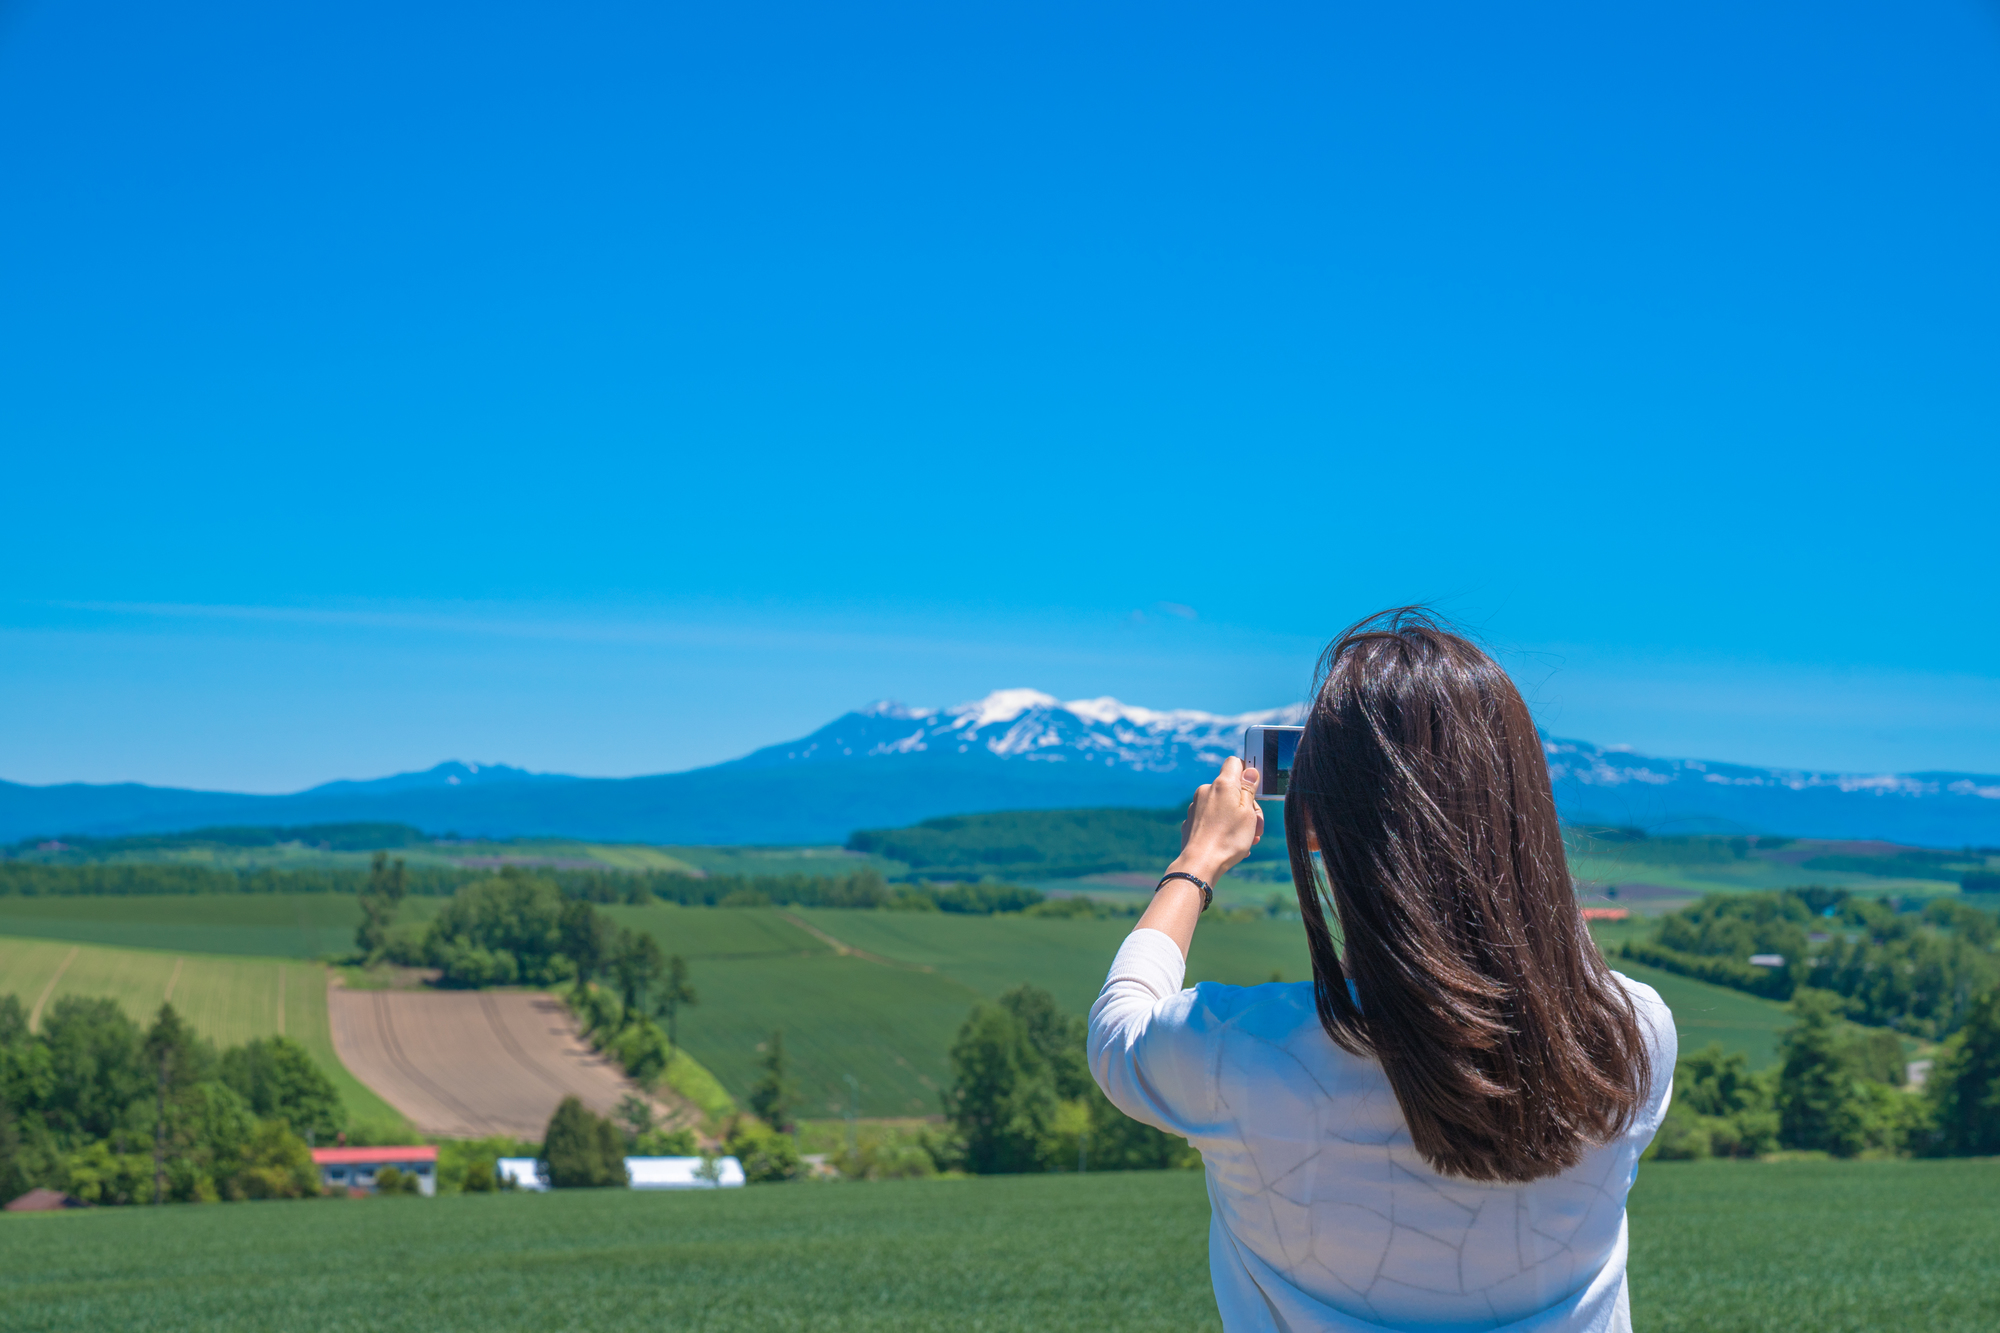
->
[625,1156,746,1189]
[496,1157,549,1191]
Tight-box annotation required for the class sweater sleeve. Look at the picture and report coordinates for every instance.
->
[1087,928,1217,1136]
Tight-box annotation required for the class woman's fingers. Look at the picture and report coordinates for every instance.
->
[1176,757,1270,876]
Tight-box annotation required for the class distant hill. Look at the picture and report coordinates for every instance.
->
[848,807,1195,880]
[2,690,1996,848]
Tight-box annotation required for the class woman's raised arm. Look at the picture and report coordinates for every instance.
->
[1131,756,1265,958]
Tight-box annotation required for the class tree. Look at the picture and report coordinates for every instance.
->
[656,955,698,1050]
[1084,1083,1200,1170]
[219,1036,345,1143]
[560,900,610,988]
[1930,991,2000,1156]
[230,1120,319,1199]
[1769,989,1926,1157]
[748,1029,797,1132]
[543,1096,626,1187]
[997,985,1090,1100]
[610,929,665,1026]
[40,997,147,1144]
[1777,990,1863,1155]
[615,1093,653,1147]
[141,1003,209,1203]
[355,851,409,961]
[424,871,571,988]
[944,1003,1057,1173]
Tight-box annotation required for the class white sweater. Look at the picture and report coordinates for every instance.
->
[1088,928,1675,1333]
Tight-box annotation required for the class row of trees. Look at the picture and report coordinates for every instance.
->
[559,865,1051,915]
[1649,987,2000,1161]
[1624,890,1999,1038]
[0,860,478,900]
[4,858,1060,917]
[0,996,337,1204]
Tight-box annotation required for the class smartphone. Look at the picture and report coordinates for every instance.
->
[1241,725,1303,799]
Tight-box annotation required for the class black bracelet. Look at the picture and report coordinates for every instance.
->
[1156,871,1213,912]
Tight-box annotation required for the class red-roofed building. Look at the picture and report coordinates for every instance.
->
[311,1146,439,1196]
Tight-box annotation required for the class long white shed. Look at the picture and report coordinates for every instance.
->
[625,1156,746,1189]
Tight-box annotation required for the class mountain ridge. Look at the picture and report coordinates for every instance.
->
[3,689,1995,848]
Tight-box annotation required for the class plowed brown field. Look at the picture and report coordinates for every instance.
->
[328,986,647,1138]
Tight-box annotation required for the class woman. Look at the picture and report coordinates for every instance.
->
[1090,610,1673,1333]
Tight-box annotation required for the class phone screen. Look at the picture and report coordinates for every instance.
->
[1262,728,1299,797]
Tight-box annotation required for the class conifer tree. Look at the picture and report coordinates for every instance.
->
[1776,989,1863,1156]
[1930,991,2000,1156]
[748,1029,798,1132]
[656,955,698,1050]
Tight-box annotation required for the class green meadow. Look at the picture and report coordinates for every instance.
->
[2,1162,1993,1333]
[0,893,363,959]
[0,895,1804,1114]
[598,904,1322,1115]
[0,935,408,1134]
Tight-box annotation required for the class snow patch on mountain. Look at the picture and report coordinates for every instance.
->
[1542,738,2000,803]
[743,688,1307,776]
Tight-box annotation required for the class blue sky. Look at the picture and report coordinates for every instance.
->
[3,0,1997,792]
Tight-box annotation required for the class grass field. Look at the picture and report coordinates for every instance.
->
[1610,957,1791,1068]
[1627,1160,2000,1331]
[596,905,1320,1116]
[0,935,409,1135]
[0,896,1806,1115]
[788,908,1315,1013]
[600,904,974,1117]
[1567,850,1958,903]
[1,1162,1993,1332]
[0,894,361,958]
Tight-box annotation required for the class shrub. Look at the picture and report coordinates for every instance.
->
[609,1021,672,1086]
[830,1126,939,1180]
[633,1127,698,1156]
[373,1166,420,1196]
[230,1120,319,1199]
[725,1119,803,1183]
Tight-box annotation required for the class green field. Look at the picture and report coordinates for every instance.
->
[0,935,409,1135]
[1,1162,1993,1332]
[788,908,1314,1012]
[1628,1160,2000,1331]
[0,896,1807,1115]
[1609,956,1792,1068]
[1568,847,1961,904]
[596,904,1319,1116]
[0,893,362,958]
[599,904,975,1117]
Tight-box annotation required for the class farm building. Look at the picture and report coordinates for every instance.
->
[491,1156,746,1190]
[311,1146,439,1196]
[627,1156,746,1189]
[496,1157,548,1191]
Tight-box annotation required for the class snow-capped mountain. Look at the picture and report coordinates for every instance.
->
[730,689,1306,776]
[2,689,1994,847]
[1542,736,2000,842]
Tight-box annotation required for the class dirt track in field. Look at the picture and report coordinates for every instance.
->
[328,987,653,1138]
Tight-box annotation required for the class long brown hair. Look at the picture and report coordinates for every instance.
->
[1283,608,1651,1183]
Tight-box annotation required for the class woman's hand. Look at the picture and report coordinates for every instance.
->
[1175,757,1266,882]
[1134,758,1265,957]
